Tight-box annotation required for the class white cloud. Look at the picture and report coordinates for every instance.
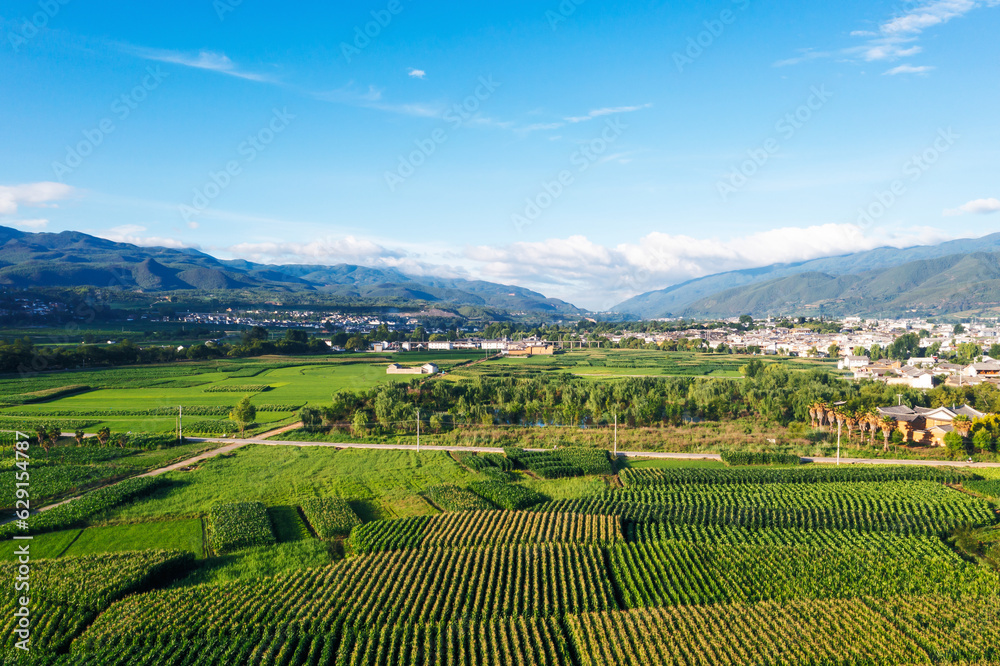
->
[9,219,49,229]
[944,197,1000,215]
[408,68,426,79]
[564,103,652,123]
[884,64,935,75]
[776,0,998,68]
[463,225,956,309]
[128,46,273,82]
[313,84,444,118]
[881,0,980,36]
[96,225,195,249]
[223,237,404,265]
[0,182,75,216]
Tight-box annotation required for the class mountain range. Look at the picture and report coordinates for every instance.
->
[612,233,1000,318]
[0,227,582,315]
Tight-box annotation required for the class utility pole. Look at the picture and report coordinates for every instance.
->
[416,408,420,453]
[177,405,183,444]
[836,419,841,466]
[614,411,618,458]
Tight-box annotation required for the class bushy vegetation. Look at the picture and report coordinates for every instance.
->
[720,451,802,466]
[424,483,495,511]
[299,497,360,539]
[208,501,276,553]
[469,480,547,510]
[505,447,614,478]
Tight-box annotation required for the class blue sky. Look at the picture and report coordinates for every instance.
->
[1,0,998,309]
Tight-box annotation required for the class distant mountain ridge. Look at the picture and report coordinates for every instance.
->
[612,233,1000,318]
[0,226,582,314]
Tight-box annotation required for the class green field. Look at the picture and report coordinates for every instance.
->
[0,352,481,434]
[451,348,841,380]
[104,446,481,521]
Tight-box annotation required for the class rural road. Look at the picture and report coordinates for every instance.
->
[187,435,1000,468]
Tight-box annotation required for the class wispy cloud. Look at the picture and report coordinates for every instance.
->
[126,46,274,82]
[0,182,76,216]
[884,63,935,75]
[944,197,1000,216]
[407,68,426,79]
[564,103,652,123]
[312,84,445,118]
[775,0,998,70]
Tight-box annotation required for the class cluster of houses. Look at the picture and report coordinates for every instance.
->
[374,339,556,357]
[840,355,1000,389]
[875,404,984,447]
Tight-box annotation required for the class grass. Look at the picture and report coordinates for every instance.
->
[2,529,81,561]
[104,446,477,522]
[518,475,610,502]
[172,540,333,587]
[268,506,311,542]
[0,353,483,434]
[62,519,205,558]
[1,519,204,561]
[450,348,841,381]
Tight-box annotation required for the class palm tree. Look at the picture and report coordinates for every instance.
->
[952,414,972,439]
[880,416,896,452]
[845,411,859,448]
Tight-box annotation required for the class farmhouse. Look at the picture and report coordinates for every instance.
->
[876,404,985,447]
[507,343,556,358]
[386,363,439,375]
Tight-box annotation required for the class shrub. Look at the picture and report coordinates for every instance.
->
[208,501,276,553]
[299,498,361,539]
[721,451,802,466]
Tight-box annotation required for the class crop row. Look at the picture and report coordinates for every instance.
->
[299,497,361,539]
[350,510,622,553]
[719,451,801,466]
[65,617,572,666]
[619,465,971,487]
[965,479,1000,499]
[628,521,963,562]
[0,476,168,538]
[468,481,546,510]
[505,448,613,478]
[0,551,193,656]
[0,464,119,509]
[60,593,1000,665]
[610,539,999,608]
[203,384,271,393]
[0,403,302,417]
[208,502,276,553]
[535,481,994,535]
[567,594,1000,666]
[425,484,495,512]
[80,543,617,642]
